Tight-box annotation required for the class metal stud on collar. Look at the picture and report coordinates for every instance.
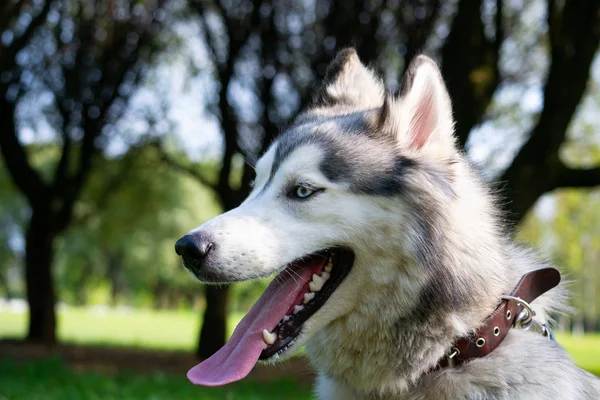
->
[476,337,486,348]
[446,347,460,367]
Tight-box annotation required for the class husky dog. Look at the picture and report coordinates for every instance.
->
[175,49,600,399]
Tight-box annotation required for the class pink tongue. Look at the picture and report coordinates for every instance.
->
[187,260,323,386]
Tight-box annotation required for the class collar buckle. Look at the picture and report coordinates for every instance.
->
[501,295,536,328]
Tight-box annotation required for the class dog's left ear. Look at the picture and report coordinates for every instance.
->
[314,48,384,108]
[379,55,456,158]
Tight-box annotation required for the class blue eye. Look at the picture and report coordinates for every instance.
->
[295,186,315,198]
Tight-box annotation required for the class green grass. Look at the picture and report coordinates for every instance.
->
[0,308,244,351]
[2,308,599,374]
[555,333,600,376]
[0,358,312,400]
[1,308,598,400]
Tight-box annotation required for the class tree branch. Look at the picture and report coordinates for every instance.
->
[500,0,600,223]
[0,98,47,207]
[150,141,217,190]
[53,2,167,232]
[257,0,278,155]
[0,0,52,74]
[0,0,26,34]
[403,0,442,67]
[495,0,504,57]
[74,144,156,225]
[556,164,600,189]
[190,0,260,210]
[441,0,503,148]
[301,0,382,107]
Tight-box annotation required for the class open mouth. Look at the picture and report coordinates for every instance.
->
[259,247,355,360]
[187,246,355,386]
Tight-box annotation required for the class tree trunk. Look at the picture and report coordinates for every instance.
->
[107,251,124,307]
[0,271,13,299]
[153,281,167,309]
[197,285,229,359]
[25,211,57,344]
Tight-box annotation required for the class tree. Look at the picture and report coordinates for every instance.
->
[0,0,167,343]
[153,0,600,357]
[52,143,220,308]
[498,1,600,222]
[0,165,27,299]
[519,188,600,332]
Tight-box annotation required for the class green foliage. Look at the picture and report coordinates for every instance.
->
[0,143,223,307]
[517,117,600,330]
[0,358,312,400]
[518,167,600,326]
[519,189,600,329]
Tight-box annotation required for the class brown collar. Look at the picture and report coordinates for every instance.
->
[433,268,561,371]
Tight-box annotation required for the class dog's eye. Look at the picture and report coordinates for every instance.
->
[296,186,315,199]
[295,186,315,198]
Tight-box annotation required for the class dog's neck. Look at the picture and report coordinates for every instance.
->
[306,166,519,396]
[306,257,509,395]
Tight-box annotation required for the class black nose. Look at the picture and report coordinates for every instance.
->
[175,232,214,272]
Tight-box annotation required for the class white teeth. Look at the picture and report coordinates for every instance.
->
[325,260,333,273]
[262,329,277,345]
[294,305,304,314]
[309,274,325,292]
[322,271,330,280]
[282,315,290,322]
[303,292,315,304]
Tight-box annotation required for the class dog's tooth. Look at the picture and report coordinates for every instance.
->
[309,274,325,292]
[303,292,315,304]
[309,281,322,292]
[324,263,333,273]
[294,305,304,314]
[262,329,277,345]
[321,271,330,280]
[283,315,290,322]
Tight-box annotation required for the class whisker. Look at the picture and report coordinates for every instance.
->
[287,266,310,284]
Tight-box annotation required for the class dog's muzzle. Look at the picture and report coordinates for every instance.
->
[175,231,214,276]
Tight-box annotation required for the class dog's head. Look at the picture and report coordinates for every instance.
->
[178,49,475,386]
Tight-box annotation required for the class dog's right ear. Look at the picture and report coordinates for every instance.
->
[313,48,384,108]
[378,55,456,159]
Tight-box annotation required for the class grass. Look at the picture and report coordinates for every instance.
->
[0,308,598,400]
[555,333,600,376]
[2,308,599,374]
[0,357,313,400]
[0,307,244,351]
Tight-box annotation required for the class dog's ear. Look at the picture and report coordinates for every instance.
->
[378,55,456,158]
[313,48,384,108]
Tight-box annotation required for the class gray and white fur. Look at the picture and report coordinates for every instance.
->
[186,49,600,399]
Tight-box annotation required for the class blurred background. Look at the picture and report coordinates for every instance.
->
[0,0,599,399]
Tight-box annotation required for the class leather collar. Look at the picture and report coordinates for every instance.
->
[432,267,561,371]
